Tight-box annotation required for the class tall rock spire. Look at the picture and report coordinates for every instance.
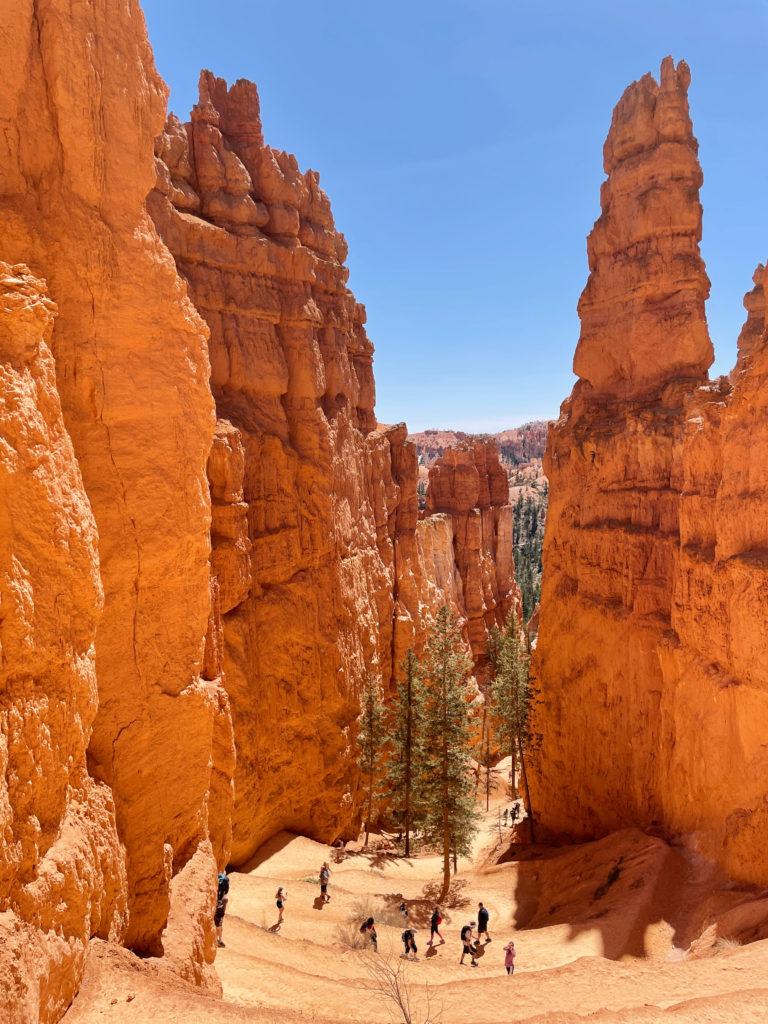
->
[573,56,713,399]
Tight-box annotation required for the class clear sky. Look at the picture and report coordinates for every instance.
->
[141,0,768,433]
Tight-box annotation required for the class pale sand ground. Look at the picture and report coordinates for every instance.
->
[64,789,768,1024]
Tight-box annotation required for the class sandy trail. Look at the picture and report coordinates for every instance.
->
[64,794,768,1023]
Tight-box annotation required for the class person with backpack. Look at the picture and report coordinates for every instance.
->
[319,862,332,903]
[360,916,378,952]
[275,886,286,927]
[477,901,491,943]
[401,927,418,960]
[427,906,444,946]
[215,871,230,948]
[460,921,478,966]
[503,939,516,975]
[399,899,409,919]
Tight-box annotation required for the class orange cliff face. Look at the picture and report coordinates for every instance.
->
[424,441,518,675]
[150,73,408,864]
[0,0,231,1012]
[531,57,768,886]
[149,75,518,864]
[0,3,521,1013]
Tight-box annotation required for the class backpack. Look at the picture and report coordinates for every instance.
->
[461,925,470,941]
[217,873,229,901]
[320,867,329,883]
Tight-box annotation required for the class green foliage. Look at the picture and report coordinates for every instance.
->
[385,649,427,855]
[512,485,548,623]
[488,614,541,839]
[420,606,479,895]
[357,676,386,844]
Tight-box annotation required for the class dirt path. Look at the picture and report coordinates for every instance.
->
[64,794,768,1024]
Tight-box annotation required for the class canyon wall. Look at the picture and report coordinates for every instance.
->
[0,4,518,1017]
[149,75,518,864]
[1,1,230,1017]
[532,57,768,885]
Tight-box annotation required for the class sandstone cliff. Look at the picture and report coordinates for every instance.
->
[150,75,518,864]
[0,4,520,1017]
[1,1,230,1016]
[531,57,768,886]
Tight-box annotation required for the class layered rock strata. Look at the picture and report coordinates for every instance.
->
[532,57,768,886]
[1,0,232,1011]
[425,442,517,673]
[150,75,518,863]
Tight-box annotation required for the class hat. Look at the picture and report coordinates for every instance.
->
[470,920,476,926]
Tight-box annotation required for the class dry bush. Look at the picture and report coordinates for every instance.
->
[713,935,743,954]
[349,898,405,928]
[335,921,371,950]
[362,954,442,1024]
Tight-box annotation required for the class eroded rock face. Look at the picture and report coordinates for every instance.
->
[1,0,232,984]
[531,58,768,886]
[150,72,400,863]
[573,56,713,400]
[425,442,517,674]
[0,265,127,1022]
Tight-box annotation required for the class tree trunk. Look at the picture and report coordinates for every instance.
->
[405,659,412,858]
[517,732,535,843]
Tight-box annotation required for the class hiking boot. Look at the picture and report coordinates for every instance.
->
[217,940,226,948]
[471,961,478,967]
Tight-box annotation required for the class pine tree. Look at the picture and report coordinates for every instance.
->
[420,606,479,899]
[490,617,537,840]
[487,625,517,799]
[385,648,427,857]
[357,676,386,846]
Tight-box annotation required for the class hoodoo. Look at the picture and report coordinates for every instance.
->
[532,58,768,887]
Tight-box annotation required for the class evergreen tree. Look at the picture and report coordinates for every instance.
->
[385,648,427,856]
[356,676,386,846]
[487,625,517,798]
[420,606,479,899]
[490,617,538,840]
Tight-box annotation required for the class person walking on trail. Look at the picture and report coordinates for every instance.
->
[319,862,332,903]
[460,922,478,966]
[401,927,418,960]
[427,906,445,946]
[477,901,491,943]
[503,940,516,975]
[360,916,378,952]
[511,801,519,825]
[275,887,286,926]
[502,807,508,826]
[215,871,230,948]
[399,899,409,920]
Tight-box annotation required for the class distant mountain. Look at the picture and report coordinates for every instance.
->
[408,421,548,467]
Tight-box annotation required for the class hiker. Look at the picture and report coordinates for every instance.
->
[460,921,478,966]
[427,905,445,945]
[215,871,230,948]
[401,927,418,960]
[477,901,491,943]
[510,801,519,824]
[503,940,516,975]
[319,862,332,903]
[275,886,286,926]
[502,807,508,826]
[399,899,409,919]
[360,916,378,952]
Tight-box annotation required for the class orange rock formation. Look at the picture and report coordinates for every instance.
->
[532,57,768,887]
[150,74,518,864]
[1,2,517,1016]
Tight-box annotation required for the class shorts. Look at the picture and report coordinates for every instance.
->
[506,965,514,975]
[478,926,488,936]
[321,883,328,893]
[462,942,472,955]
[276,900,283,909]
[214,907,226,927]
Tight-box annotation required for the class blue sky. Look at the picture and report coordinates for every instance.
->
[141,0,768,432]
